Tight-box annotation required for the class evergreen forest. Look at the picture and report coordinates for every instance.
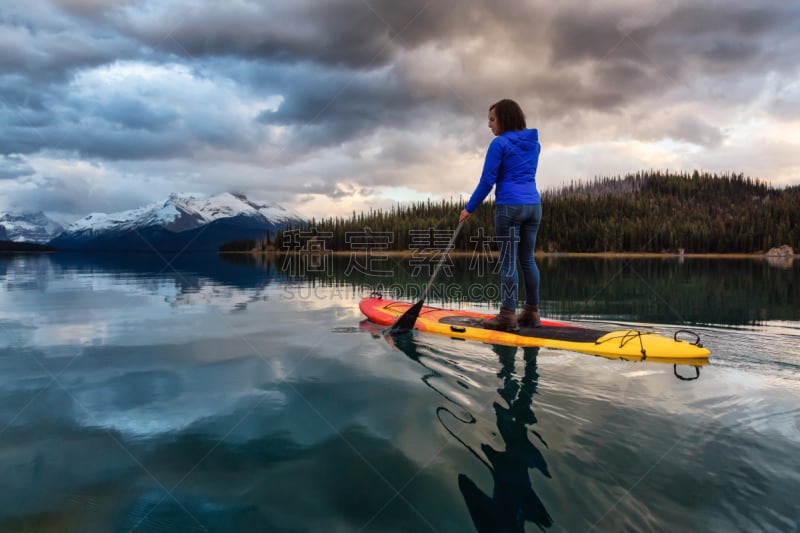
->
[223,171,800,255]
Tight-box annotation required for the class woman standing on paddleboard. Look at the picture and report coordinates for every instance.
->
[459,99,542,331]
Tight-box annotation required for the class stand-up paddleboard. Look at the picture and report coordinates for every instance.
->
[360,294,710,365]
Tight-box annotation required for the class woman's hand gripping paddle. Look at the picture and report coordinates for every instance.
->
[390,219,466,335]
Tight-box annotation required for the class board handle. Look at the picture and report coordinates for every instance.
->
[674,329,702,347]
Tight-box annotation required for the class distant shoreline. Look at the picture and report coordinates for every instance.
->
[3,247,794,261]
[236,250,794,260]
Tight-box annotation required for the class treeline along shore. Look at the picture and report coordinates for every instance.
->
[223,171,800,255]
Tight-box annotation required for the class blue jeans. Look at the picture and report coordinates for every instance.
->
[495,204,542,309]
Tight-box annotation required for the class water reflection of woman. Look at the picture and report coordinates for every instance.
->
[372,326,553,530]
[457,345,553,531]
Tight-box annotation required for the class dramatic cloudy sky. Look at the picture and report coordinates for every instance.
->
[1,0,799,223]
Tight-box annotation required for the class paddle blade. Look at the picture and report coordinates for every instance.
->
[391,299,424,335]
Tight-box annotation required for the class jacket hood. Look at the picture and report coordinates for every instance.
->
[504,128,538,142]
[503,128,540,153]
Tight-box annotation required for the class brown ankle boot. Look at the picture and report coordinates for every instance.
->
[480,306,519,332]
[517,304,541,327]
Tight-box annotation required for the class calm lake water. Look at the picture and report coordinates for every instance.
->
[1,252,798,532]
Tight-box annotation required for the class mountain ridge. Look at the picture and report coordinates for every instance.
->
[1,192,307,252]
[0,211,64,243]
[61,192,304,236]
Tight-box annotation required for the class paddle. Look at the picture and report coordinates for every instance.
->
[391,219,466,335]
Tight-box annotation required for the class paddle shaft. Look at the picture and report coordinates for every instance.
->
[418,219,465,302]
[391,219,466,334]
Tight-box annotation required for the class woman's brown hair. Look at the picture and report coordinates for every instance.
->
[490,99,526,133]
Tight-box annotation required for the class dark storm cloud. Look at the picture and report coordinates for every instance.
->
[110,0,483,152]
[54,0,137,21]
[3,0,468,161]
[0,4,137,83]
[96,96,179,132]
[0,155,35,180]
[648,4,784,70]
[253,67,436,155]
[5,0,794,162]
[117,0,441,68]
[257,71,410,126]
[1,92,212,161]
[545,2,799,111]
[549,4,789,68]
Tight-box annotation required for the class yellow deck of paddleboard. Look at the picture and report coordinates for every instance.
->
[360,297,710,365]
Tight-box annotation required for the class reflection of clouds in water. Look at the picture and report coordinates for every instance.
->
[71,358,288,437]
[3,333,425,444]
[20,305,216,348]
[279,283,373,313]
[0,380,82,427]
[35,321,109,346]
[0,340,293,438]
[0,255,288,334]
[620,370,667,378]
[4,288,300,350]
[0,334,458,529]
[76,389,286,437]
[166,279,288,311]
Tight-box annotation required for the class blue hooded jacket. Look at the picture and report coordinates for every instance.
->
[465,128,541,213]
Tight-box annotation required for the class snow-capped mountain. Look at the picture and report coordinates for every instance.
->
[0,211,64,243]
[62,192,305,235]
[48,192,306,252]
